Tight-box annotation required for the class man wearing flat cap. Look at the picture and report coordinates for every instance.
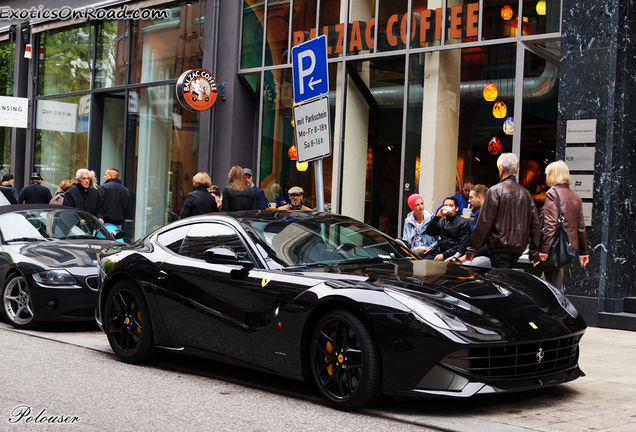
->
[18,172,52,204]
[277,186,311,210]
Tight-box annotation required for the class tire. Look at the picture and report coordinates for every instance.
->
[103,281,154,363]
[310,309,381,409]
[2,274,38,330]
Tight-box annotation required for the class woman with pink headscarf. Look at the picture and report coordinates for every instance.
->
[402,193,438,257]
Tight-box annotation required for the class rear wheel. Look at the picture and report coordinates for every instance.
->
[2,274,37,330]
[310,309,381,408]
[104,281,153,363]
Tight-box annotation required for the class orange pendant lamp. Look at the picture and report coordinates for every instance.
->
[501,5,513,21]
[492,101,507,118]
[483,83,498,101]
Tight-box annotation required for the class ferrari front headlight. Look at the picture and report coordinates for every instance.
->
[537,277,579,318]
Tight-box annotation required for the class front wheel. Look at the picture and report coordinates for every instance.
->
[310,309,381,408]
[2,274,37,330]
[103,281,154,363]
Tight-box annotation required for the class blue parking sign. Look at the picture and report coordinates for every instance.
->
[292,35,329,104]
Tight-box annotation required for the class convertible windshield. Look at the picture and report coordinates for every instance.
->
[0,210,111,243]
[241,215,417,268]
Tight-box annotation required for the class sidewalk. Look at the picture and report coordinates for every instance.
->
[2,323,635,431]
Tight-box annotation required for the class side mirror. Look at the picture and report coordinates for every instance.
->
[394,238,411,250]
[111,230,126,240]
[204,247,254,268]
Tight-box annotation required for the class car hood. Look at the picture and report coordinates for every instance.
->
[12,239,117,275]
[291,259,585,340]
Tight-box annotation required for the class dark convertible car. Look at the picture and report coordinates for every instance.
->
[1,205,122,329]
[96,211,586,408]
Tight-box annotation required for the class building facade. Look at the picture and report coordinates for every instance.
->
[1,0,634,326]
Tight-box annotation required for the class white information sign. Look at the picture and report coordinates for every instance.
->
[566,119,597,143]
[36,99,78,133]
[565,146,595,171]
[293,96,331,163]
[0,96,28,129]
[582,202,593,227]
[571,175,594,199]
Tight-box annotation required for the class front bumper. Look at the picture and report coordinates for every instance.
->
[29,277,98,322]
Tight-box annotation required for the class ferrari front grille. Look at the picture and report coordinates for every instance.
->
[442,334,582,379]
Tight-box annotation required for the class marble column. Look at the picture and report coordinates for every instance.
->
[558,0,636,312]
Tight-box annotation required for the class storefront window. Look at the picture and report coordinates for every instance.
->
[33,94,91,193]
[291,0,318,48]
[125,85,199,240]
[319,0,344,58]
[445,0,480,45]
[38,25,91,96]
[411,0,440,49]
[377,0,408,52]
[94,20,127,89]
[242,0,265,69]
[265,0,292,66]
[482,0,519,40]
[522,0,560,36]
[520,49,559,207]
[129,1,204,84]
[0,40,13,173]
[346,0,375,56]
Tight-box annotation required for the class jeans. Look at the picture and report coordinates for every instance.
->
[490,252,522,269]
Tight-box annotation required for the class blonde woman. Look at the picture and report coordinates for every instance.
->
[536,160,589,292]
[180,172,218,218]
[50,179,77,205]
[221,166,257,211]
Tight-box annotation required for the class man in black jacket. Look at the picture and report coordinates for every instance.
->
[425,197,471,261]
[63,169,99,216]
[97,168,132,229]
[18,172,52,204]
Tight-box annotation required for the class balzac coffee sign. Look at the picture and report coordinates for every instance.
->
[294,4,480,55]
[176,69,218,112]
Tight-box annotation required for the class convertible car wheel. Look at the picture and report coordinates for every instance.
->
[104,281,153,363]
[2,274,37,330]
[310,310,381,408]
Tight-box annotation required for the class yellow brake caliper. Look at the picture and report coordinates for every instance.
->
[326,331,336,375]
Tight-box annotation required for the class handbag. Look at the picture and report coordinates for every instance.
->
[536,188,576,272]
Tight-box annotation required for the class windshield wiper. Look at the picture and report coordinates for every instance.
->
[58,235,96,240]
[5,237,49,243]
[336,257,389,265]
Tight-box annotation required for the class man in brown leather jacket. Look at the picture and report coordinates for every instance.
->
[461,153,541,268]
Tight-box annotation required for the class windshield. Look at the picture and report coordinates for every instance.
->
[0,210,111,242]
[241,215,417,268]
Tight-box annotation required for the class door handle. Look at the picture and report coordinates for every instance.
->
[157,270,167,280]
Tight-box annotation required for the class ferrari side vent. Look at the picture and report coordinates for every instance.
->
[442,334,583,379]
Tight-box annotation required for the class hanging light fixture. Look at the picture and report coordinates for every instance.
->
[536,0,547,16]
[492,101,507,118]
[488,137,502,155]
[288,145,297,160]
[296,161,308,171]
[483,83,498,101]
[503,117,514,135]
[501,5,513,20]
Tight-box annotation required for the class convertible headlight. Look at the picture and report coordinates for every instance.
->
[537,277,579,318]
[32,270,78,285]
[385,289,468,332]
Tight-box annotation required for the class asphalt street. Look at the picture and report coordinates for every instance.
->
[1,322,635,431]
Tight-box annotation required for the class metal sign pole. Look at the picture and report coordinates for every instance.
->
[314,158,325,212]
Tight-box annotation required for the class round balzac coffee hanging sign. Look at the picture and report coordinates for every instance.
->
[176,69,218,112]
